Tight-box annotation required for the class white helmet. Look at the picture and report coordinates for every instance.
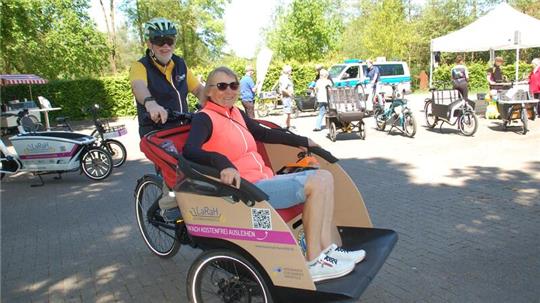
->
[144,17,177,40]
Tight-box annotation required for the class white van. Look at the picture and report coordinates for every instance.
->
[328,59,412,97]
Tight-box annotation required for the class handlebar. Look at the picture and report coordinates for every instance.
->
[141,109,192,127]
[177,154,268,207]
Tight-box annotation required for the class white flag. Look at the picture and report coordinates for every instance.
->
[255,47,273,96]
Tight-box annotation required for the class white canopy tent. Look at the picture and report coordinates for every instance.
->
[430,3,540,85]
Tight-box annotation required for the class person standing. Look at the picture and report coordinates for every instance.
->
[313,69,332,131]
[366,59,380,111]
[529,58,540,117]
[487,56,506,90]
[451,55,470,101]
[279,65,294,129]
[129,17,205,222]
[239,65,256,118]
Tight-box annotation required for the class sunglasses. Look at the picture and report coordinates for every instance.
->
[150,36,176,47]
[210,82,240,91]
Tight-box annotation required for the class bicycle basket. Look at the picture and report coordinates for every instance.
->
[102,124,128,139]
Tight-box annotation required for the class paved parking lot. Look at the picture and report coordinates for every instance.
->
[2,94,539,302]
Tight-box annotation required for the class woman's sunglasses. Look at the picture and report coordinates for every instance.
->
[150,36,176,47]
[210,82,240,91]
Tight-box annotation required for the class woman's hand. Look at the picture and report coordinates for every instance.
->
[220,168,241,188]
[299,138,319,153]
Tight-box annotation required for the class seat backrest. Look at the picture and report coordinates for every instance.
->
[38,96,52,109]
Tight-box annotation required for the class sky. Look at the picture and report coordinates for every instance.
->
[89,0,281,59]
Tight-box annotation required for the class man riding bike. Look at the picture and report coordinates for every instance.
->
[129,17,205,221]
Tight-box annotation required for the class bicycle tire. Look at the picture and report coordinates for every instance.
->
[424,100,437,128]
[187,249,273,303]
[403,112,417,138]
[80,148,113,180]
[102,139,127,167]
[135,174,180,258]
[458,111,478,136]
[521,108,528,135]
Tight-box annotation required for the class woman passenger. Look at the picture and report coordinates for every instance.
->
[183,66,365,282]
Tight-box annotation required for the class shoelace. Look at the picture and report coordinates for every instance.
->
[334,247,351,254]
[319,255,338,267]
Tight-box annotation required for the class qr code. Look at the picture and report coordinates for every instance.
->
[251,208,272,230]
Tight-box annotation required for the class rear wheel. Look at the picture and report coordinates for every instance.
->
[329,121,337,142]
[135,174,180,258]
[424,100,437,128]
[458,111,478,136]
[520,108,528,135]
[187,250,273,303]
[403,112,417,138]
[256,102,270,117]
[81,148,113,180]
[358,121,366,140]
[101,139,127,167]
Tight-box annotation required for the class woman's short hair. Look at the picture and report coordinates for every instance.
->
[319,69,329,78]
[282,64,292,74]
[205,66,239,96]
[532,58,540,67]
[495,56,504,63]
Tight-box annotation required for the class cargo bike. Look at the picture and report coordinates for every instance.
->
[326,86,368,141]
[424,87,478,136]
[135,111,397,302]
[492,82,538,135]
[0,109,113,186]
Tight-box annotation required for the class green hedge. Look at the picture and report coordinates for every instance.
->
[2,73,135,120]
[432,62,533,91]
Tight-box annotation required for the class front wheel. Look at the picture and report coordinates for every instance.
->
[187,250,273,303]
[256,102,270,117]
[101,139,127,167]
[135,174,180,258]
[458,111,478,136]
[329,121,337,142]
[375,112,386,131]
[358,121,366,140]
[520,108,528,135]
[80,148,113,180]
[402,112,417,138]
[424,100,437,128]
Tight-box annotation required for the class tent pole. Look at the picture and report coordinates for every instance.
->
[429,42,433,87]
[515,48,519,81]
[29,85,33,101]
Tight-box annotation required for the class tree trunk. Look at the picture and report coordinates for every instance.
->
[110,0,117,74]
[99,0,117,74]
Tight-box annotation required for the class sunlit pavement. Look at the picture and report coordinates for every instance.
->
[2,95,539,302]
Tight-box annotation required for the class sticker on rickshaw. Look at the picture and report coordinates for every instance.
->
[186,223,296,245]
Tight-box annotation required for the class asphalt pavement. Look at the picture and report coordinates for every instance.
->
[1,93,539,302]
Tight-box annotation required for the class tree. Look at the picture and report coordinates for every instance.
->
[120,0,228,67]
[99,0,118,73]
[0,0,109,79]
[265,0,345,62]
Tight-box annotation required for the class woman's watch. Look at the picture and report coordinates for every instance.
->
[143,96,156,105]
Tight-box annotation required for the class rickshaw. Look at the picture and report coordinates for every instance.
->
[492,82,538,134]
[424,87,478,136]
[135,112,397,302]
[325,86,367,141]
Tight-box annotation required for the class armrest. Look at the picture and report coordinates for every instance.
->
[176,154,269,207]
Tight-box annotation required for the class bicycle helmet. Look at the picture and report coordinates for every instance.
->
[144,17,177,40]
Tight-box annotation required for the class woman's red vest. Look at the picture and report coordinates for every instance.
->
[201,101,274,183]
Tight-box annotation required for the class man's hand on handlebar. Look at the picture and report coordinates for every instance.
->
[145,101,168,124]
[220,167,241,189]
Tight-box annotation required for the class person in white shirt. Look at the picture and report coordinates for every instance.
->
[313,69,333,131]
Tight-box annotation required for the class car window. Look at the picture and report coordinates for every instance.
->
[329,65,346,79]
[375,64,405,76]
[344,66,359,79]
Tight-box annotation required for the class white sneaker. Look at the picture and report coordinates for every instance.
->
[308,252,354,282]
[324,243,366,264]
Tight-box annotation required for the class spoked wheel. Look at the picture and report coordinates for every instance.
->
[403,112,417,138]
[187,250,273,303]
[329,121,337,142]
[80,148,113,180]
[458,111,478,136]
[375,112,386,131]
[424,100,437,128]
[358,121,366,140]
[256,102,270,118]
[520,108,528,135]
[135,174,180,258]
[101,139,127,167]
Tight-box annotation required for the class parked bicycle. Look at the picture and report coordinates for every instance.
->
[86,104,127,167]
[424,85,478,136]
[374,84,416,138]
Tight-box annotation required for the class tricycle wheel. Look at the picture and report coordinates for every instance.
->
[80,147,113,180]
[403,112,417,138]
[520,108,528,135]
[187,249,273,303]
[358,121,366,140]
[458,111,478,136]
[375,112,386,131]
[424,100,437,128]
[135,174,180,258]
[329,121,337,142]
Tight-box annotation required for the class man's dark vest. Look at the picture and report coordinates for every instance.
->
[137,50,189,136]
